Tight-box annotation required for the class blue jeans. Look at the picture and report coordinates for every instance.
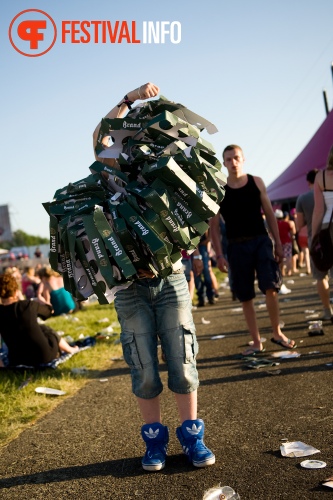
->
[194,245,214,301]
[114,273,199,399]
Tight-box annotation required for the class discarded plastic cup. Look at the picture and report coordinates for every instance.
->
[308,320,324,336]
[203,485,240,500]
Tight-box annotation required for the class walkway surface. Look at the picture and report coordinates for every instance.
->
[0,273,332,499]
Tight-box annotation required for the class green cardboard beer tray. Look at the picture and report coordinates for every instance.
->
[142,156,220,220]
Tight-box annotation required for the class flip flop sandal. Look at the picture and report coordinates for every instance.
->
[241,347,266,357]
[271,338,297,349]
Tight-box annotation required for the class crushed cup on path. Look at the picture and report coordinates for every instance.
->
[203,485,240,500]
[271,351,300,359]
[308,320,324,336]
[280,441,320,458]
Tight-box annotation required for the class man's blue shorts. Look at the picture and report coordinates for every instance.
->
[114,273,199,399]
[227,234,282,302]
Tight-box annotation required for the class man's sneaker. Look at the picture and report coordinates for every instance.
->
[176,419,215,467]
[279,284,291,295]
[141,423,169,471]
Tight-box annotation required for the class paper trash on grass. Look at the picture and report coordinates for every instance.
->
[35,387,66,396]
[98,325,114,334]
[280,441,320,457]
[271,350,301,359]
[211,334,225,340]
[111,321,121,328]
[71,367,88,374]
[201,317,211,325]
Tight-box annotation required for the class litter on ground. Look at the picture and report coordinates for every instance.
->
[271,351,301,359]
[280,441,320,458]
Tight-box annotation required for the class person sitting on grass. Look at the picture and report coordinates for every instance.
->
[0,273,78,368]
[37,266,77,316]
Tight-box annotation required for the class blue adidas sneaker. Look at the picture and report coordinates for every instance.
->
[141,422,169,471]
[176,419,215,467]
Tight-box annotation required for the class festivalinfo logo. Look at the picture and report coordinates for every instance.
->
[9,9,182,57]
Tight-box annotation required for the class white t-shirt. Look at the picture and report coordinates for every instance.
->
[323,191,333,224]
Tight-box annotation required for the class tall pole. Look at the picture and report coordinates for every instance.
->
[323,89,330,116]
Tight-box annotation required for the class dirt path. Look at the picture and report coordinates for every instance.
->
[0,273,332,499]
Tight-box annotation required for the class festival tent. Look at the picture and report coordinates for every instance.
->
[267,109,333,203]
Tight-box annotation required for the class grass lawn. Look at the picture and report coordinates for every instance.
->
[0,301,123,448]
[0,268,227,448]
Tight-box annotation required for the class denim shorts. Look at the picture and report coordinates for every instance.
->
[181,258,192,282]
[228,234,282,302]
[114,273,199,399]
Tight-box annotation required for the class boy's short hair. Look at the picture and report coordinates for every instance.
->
[222,144,243,159]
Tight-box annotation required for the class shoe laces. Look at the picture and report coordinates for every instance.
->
[146,441,167,457]
[186,436,209,455]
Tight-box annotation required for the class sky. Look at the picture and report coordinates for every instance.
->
[1,0,333,238]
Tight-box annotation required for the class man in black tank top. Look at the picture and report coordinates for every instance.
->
[210,145,297,355]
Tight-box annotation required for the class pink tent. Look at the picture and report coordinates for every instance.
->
[267,109,333,202]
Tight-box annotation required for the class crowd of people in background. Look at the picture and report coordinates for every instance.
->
[0,264,79,316]
[1,158,332,338]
